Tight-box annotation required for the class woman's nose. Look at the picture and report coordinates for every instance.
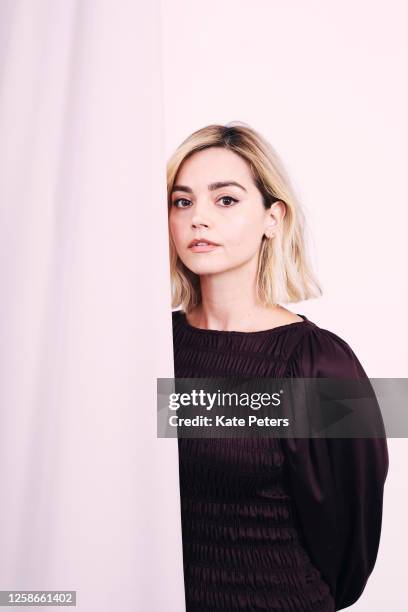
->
[191,201,211,229]
[192,219,209,228]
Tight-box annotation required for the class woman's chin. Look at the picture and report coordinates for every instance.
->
[187,264,236,277]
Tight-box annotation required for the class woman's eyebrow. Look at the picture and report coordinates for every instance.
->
[171,181,248,194]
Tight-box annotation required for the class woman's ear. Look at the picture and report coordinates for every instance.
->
[264,200,286,238]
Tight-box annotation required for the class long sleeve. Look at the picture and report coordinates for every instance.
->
[281,326,389,610]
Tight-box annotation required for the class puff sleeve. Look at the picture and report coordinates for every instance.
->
[281,326,389,611]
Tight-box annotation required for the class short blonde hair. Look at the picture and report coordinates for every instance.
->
[167,121,322,312]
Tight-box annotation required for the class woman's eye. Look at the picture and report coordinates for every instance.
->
[218,196,238,207]
[173,198,191,208]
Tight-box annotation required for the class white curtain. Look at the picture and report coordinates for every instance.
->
[0,1,185,610]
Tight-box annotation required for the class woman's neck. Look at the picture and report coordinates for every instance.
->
[187,256,302,332]
[187,297,301,333]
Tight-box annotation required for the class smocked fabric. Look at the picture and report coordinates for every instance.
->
[172,310,388,612]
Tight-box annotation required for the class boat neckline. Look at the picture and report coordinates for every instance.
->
[175,310,311,336]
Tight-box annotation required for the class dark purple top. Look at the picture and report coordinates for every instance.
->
[172,310,388,612]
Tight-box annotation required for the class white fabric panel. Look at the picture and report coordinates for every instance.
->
[0,1,184,610]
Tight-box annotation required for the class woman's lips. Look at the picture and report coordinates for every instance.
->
[189,243,221,253]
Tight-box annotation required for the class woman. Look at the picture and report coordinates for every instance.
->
[168,122,388,611]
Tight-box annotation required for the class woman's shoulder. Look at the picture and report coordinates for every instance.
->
[288,319,368,379]
[172,309,185,330]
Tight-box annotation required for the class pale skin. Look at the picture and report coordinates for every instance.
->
[168,146,304,332]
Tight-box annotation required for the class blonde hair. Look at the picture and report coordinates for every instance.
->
[167,121,322,312]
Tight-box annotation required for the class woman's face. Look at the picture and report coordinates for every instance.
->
[169,147,279,277]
